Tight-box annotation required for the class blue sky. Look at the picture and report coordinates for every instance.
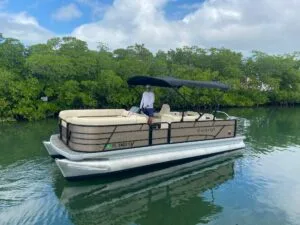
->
[0,0,299,53]
[3,0,204,34]
[4,0,108,34]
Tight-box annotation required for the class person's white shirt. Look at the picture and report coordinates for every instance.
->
[140,91,155,109]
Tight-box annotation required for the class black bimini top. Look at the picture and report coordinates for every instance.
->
[127,76,229,90]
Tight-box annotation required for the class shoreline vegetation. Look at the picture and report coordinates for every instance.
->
[0,34,300,121]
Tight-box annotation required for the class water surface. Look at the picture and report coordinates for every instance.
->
[0,108,300,225]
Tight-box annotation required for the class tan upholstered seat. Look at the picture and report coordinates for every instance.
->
[153,104,171,118]
[59,109,127,120]
[59,108,215,127]
[67,115,147,126]
[59,109,148,126]
[158,112,214,123]
[159,104,171,115]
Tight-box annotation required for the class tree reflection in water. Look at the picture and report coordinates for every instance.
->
[228,107,300,152]
[54,151,242,225]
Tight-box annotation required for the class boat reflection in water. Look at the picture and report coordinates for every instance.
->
[55,151,242,225]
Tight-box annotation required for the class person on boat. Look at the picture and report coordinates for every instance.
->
[140,85,155,123]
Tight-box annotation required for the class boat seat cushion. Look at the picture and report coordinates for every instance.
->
[159,104,171,115]
[60,109,148,126]
[59,109,215,127]
[59,109,127,120]
[66,114,148,126]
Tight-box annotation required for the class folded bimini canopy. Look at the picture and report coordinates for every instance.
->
[127,75,229,90]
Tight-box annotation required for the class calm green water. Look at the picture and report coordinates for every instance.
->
[0,107,300,225]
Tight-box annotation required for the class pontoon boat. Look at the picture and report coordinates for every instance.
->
[43,76,245,178]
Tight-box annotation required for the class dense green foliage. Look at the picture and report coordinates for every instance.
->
[0,35,300,120]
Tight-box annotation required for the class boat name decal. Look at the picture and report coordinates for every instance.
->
[115,141,135,148]
[106,141,135,149]
[196,127,216,134]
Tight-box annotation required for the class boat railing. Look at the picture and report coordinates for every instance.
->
[58,118,237,153]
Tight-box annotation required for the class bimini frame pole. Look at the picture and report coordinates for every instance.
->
[172,87,223,122]
[171,88,190,122]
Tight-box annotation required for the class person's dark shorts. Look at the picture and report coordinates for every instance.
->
[143,108,154,117]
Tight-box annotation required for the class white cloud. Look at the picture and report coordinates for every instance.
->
[0,12,53,43]
[1,0,300,53]
[52,3,82,22]
[71,0,300,53]
[72,0,180,50]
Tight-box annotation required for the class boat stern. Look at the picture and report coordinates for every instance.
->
[43,140,61,158]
